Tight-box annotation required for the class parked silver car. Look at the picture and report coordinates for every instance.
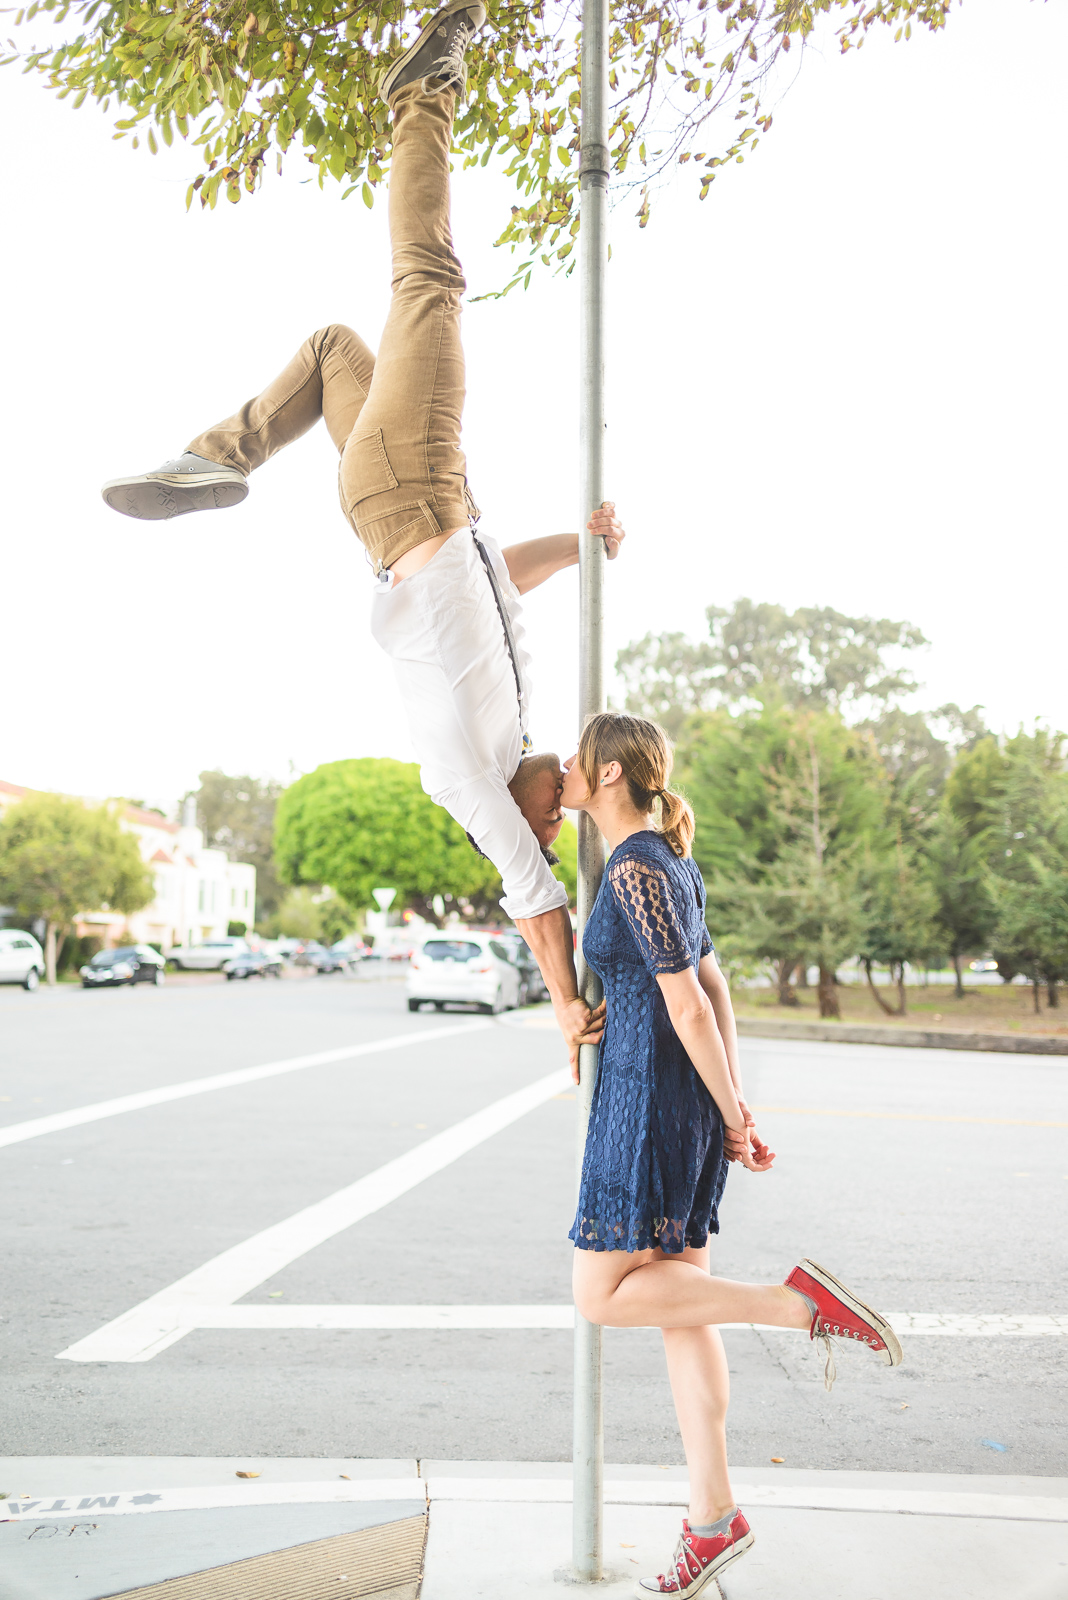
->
[407,933,521,1014]
[0,929,45,990]
[170,937,250,971]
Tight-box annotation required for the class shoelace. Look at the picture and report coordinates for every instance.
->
[428,20,473,89]
[811,1312,886,1389]
[653,1532,705,1592]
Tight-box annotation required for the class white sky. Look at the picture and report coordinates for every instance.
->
[2,0,1065,810]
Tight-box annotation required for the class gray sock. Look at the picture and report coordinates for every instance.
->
[689,1508,737,1538]
[788,1287,819,1324]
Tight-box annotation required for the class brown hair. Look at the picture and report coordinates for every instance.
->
[577,711,695,858]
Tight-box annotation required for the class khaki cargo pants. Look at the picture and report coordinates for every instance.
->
[188,82,476,572]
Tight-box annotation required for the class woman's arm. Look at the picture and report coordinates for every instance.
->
[657,966,775,1173]
[697,952,742,1093]
[502,505,625,594]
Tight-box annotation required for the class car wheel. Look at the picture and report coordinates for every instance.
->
[153,968,165,986]
[24,967,40,992]
[488,987,505,1015]
[226,972,235,981]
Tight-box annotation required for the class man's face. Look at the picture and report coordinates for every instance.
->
[517,761,565,848]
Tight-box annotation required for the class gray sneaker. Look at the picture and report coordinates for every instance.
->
[101,452,248,521]
[380,0,486,104]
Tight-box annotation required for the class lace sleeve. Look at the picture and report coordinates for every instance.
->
[608,856,694,975]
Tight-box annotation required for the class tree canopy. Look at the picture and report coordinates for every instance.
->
[186,768,287,916]
[617,597,928,735]
[4,0,963,291]
[0,791,154,981]
[274,754,576,918]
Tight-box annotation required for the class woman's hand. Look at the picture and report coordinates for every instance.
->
[724,1118,776,1173]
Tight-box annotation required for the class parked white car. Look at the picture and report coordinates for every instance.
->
[169,937,250,971]
[407,933,521,1014]
[0,929,45,990]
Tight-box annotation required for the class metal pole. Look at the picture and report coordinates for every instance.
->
[573,0,609,1581]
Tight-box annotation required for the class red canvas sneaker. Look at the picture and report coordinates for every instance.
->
[786,1258,903,1388]
[636,1513,754,1598]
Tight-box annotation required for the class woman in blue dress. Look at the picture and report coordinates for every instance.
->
[559,712,902,1597]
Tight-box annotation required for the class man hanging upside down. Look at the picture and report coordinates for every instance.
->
[101,0,625,1065]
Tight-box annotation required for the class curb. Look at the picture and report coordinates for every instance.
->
[734,1018,1068,1055]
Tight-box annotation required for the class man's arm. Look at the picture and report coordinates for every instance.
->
[502,504,624,594]
[515,905,603,1078]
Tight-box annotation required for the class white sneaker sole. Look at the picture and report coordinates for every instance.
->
[636,1531,755,1598]
[380,0,487,102]
[800,1258,904,1366]
[101,472,248,521]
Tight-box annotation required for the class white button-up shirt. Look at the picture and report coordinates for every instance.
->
[370,531,569,922]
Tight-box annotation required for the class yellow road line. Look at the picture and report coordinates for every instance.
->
[751,1106,1068,1129]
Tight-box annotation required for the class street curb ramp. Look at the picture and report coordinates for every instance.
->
[109,1513,426,1600]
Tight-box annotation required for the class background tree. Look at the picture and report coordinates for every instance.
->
[618,598,927,736]
[698,708,877,1016]
[276,756,524,918]
[989,857,1068,1013]
[978,728,1068,1008]
[0,792,153,983]
[3,2,961,292]
[924,804,993,999]
[185,768,286,918]
[856,841,940,1016]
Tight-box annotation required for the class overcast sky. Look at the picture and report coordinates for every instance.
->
[2,0,1064,811]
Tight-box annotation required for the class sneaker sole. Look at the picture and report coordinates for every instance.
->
[101,474,248,521]
[799,1258,904,1367]
[380,0,487,102]
[635,1532,754,1599]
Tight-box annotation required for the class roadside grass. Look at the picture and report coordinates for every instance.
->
[731,980,1068,1036]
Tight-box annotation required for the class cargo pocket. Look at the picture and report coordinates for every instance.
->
[341,427,398,514]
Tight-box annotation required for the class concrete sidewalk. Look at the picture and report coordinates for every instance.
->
[1,1457,1064,1600]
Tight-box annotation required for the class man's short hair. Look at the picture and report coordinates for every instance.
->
[507,750,561,801]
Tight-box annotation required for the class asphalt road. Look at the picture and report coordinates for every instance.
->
[2,975,1065,1476]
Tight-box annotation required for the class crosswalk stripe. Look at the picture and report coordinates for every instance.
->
[56,1066,570,1363]
[0,1020,494,1149]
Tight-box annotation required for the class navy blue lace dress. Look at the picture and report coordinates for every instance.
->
[569,830,728,1254]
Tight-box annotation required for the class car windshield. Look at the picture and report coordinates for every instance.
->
[422,940,481,963]
[90,948,137,967]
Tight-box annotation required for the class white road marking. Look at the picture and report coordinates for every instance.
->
[0,1479,424,1519]
[56,1067,571,1363]
[3,1477,1063,1525]
[150,1307,1068,1336]
[0,1021,493,1150]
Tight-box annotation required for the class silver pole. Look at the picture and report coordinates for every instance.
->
[573,0,609,1581]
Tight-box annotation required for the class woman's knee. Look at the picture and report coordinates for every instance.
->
[573,1280,610,1325]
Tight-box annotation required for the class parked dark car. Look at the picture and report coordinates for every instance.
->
[80,945,166,989]
[223,950,284,981]
[307,947,349,974]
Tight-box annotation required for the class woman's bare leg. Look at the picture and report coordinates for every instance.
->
[574,1244,798,1527]
[663,1324,734,1524]
[572,1245,811,1332]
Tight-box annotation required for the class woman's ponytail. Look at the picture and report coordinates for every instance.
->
[658,787,695,859]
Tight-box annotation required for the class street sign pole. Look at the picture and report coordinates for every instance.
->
[573,0,609,1581]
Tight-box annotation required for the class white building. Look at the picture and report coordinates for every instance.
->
[0,781,256,951]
